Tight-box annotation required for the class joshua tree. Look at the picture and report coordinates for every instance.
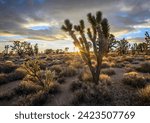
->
[145,31,150,54]
[61,11,110,84]
[108,34,117,52]
[4,45,9,55]
[11,41,35,57]
[131,43,138,55]
[22,58,55,90]
[116,38,129,55]
[11,41,25,57]
[64,47,69,53]
[34,43,39,55]
[45,49,54,54]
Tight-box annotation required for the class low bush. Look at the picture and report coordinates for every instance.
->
[101,68,116,76]
[122,72,147,88]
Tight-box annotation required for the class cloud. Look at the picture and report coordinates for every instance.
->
[0,0,149,44]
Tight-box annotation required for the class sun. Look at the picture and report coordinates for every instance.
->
[74,47,80,53]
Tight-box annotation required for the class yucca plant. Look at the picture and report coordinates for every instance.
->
[61,11,110,84]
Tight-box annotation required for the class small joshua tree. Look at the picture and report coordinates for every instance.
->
[11,41,35,57]
[22,58,55,90]
[4,45,9,55]
[11,41,25,57]
[65,47,69,53]
[116,38,129,55]
[145,31,150,55]
[131,43,138,55]
[62,11,110,84]
[34,43,39,55]
[108,34,117,53]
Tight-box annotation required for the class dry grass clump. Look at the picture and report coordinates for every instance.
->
[0,61,17,73]
[60,66,77,77]
[99,74,112,86]
[101,68,116,76]
[122,72,147,88]
[136,62,150,73]
[138,85,150,103]
[78,69,92,82]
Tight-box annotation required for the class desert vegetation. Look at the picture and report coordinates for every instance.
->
[0,11,150,106]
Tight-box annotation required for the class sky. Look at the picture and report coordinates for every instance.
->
[0,0,150,52]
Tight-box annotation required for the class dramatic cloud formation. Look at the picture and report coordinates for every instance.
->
[0,0,150,50]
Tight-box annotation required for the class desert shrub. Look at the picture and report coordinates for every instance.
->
[101,68,115,76]
[15,81,43,95]
[125,67,136,73]
[8,68,26,81]
[122,72,147,88]
[101,61,111,68]
[70,81,83,92]
[0,69,26,85]
[70,61,83,69]
[114,63,125,68]
[39,60,47,70]
[0,74,7,84]
[50,65,62,74]
[0,89,16,100]
[132,61,139,64]
[0,61,17,73]
[48,83,60,94]
[57,77,66,84]
[138,85,150,103]
[78,69,92,82]
[16,90,49,106]
[136,62,150,73]
[123,56,133,63]
[71,83,112,106]
[60,66,77,77]
[135,56,145,61]
[18,58,60,97]
[99,74,112,86]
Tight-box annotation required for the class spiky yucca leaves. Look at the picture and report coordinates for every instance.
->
[117,38,129,55]
[22,58,55,90]
[62,11,110,84]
